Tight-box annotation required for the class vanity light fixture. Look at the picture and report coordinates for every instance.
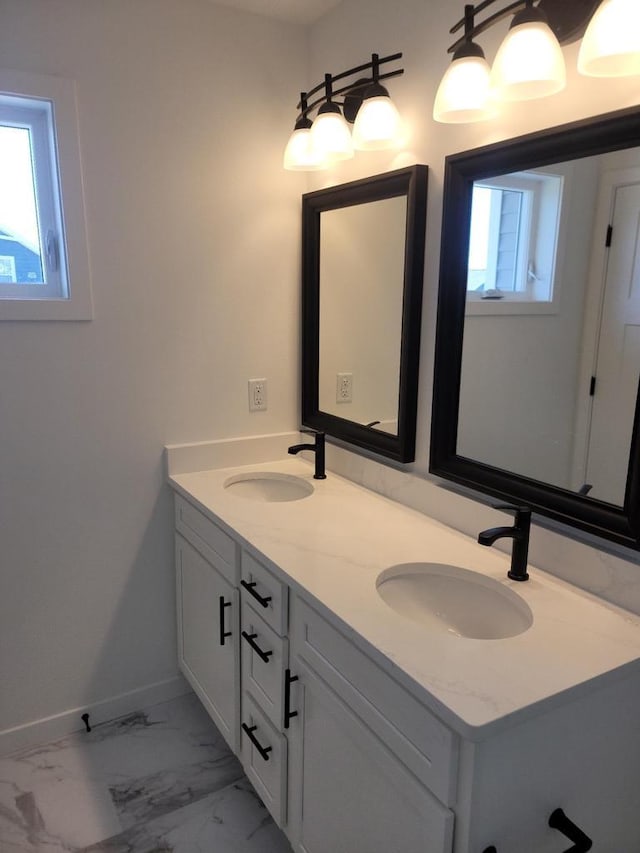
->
[283,53,404,171]
[578,0,640,77]
[489,0,566,100]
[434,0,639,124]
[282,94,327,171]
[433,5,497,123]
[310,75,354,162]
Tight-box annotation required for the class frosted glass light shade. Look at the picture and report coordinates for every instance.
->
[310,109,354,161]
[490,21,566,101]
[283,127,325,171]
[578,0,640,77]
[433,55,496,123]
[352,95,402,150]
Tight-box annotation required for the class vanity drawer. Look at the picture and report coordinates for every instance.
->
[175,495,238,585]
[241,691,287,828]
[241,551,288,637]
[241,600,288,729]
[290,595,458,807]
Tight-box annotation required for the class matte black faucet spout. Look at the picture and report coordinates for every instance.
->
[478,505,531,581]
[288,429,326,480]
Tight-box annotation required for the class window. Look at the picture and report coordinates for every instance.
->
[0,70,92,320]
[467,170,563,315]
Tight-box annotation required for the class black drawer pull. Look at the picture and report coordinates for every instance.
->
[241,630,273,663]
[242,723,272,761]
[219,596,232,646]
[549,809,592,852]
[284,669,299,729]
[240,579,272,608]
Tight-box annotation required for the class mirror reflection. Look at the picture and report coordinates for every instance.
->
[302,165,428,463]
[457,148,640,507]
[431,108,640,548]
[318,196,407,434]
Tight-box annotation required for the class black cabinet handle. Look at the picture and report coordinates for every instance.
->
[482,848,497,853]
[241,630,273,663]
[241,723,272,761]
[549,809,592,852]
[219,596,232,646]
[240,579,272,608]
[284,668,299,729]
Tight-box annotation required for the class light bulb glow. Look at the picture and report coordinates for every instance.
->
[352,95,402,150]
[433,55,496,123]
[283,127,326,171]
[310,110,354,162]
[490,21,566,101]
[578,0,640,77]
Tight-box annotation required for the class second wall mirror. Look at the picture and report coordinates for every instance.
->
[302,165,428,462]
[431,107,640,550]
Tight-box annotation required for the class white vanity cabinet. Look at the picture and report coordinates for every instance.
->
[172,488,640,852]
[239,550,290,826]
[174,495,240,752]
[286,596,456,853]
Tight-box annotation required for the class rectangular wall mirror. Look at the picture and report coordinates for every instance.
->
[431,106,640,550]
[302,165,428,462]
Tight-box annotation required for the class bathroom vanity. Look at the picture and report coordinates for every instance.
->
[169,457,640,853]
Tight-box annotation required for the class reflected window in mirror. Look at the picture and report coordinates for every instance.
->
[302,165,428,463]
[431,107,640,550]
[467,170,564,311]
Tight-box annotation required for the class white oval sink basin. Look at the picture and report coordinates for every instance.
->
[376,562,533,639]
[223,472,314,503]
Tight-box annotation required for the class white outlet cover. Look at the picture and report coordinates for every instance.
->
[248,378,267,411]
[336,372,353,403]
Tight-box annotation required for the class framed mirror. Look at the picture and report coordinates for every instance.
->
[431,106,640,550]
[302,165,428,462]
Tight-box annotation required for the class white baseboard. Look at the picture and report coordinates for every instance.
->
[0,674,191,758]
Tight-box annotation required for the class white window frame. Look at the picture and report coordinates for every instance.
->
[0,70,92,321]
[466,171,563,316]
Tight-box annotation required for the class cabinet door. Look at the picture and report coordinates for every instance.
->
[287,662,454,853]
[176,534,240,751]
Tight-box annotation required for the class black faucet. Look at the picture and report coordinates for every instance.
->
[288,429,326,480]
[478,505,531,581]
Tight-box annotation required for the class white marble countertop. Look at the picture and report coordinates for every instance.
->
[169,458,640,741]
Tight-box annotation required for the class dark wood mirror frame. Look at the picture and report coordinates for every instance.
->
[430,106,640,550]
[302,165,428,463]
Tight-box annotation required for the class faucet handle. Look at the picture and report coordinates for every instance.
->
[300,428,324,438]
[493,504,531,526]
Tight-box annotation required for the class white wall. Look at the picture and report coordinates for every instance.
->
[307,0,640,473]
[4,0,640,751]
[306,0,640,598]
[0,0,306,746]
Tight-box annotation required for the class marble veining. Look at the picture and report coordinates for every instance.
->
[0,693,292,853]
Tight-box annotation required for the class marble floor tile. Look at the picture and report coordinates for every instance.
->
[0,693,291,853]
[80,779,292,853]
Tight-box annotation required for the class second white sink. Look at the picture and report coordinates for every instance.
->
[376,562,533,640]
[223,472,314,503]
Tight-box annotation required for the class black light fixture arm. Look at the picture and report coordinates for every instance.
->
[448,0,536,54]
[447,0,599,54]
[294,52,404,120]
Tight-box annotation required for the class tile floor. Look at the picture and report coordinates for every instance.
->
[0,693,294,852]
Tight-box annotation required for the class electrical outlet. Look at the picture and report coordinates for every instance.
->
[336,372,353,403]
[248,378,267,411]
